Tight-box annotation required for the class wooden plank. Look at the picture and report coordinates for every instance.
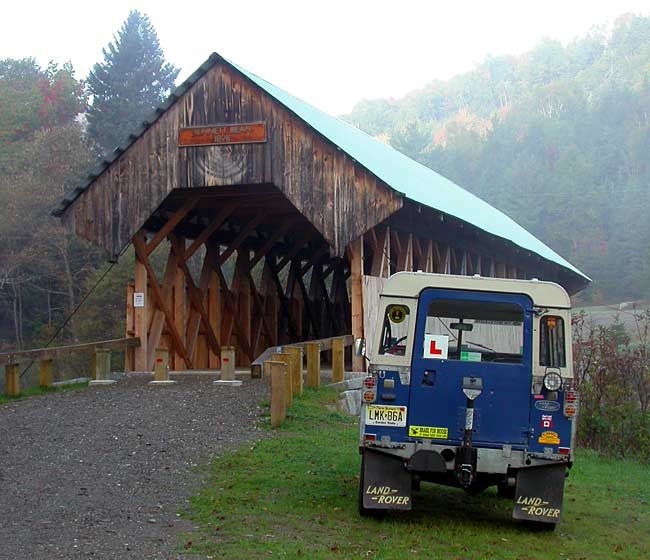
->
[125,281,135,371]
[348,237,365,372]
[218,212,266,265]
[0,338,140,366]
[285,346,303,396]
[208,270,220,369]
[145,197,198,256]
[173,262,187,370]
[134,252,148,371]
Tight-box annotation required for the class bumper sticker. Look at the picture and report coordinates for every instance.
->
[408,425,449,439]
[538,430,560,445]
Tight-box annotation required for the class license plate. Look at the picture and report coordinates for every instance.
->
[365,405,407,427]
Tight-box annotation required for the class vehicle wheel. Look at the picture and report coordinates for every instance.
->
[358,453,385,519]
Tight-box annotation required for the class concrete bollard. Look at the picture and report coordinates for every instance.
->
[214,346,241,386]
[306,342,321,389]
[4,364,20,397]
[89,349,116,386]
[332,337,345,384]
[38,359,53,388]
[149,348,176,386]
[271,353,293,408]
[269,360,287,428]
[286,346,303,396]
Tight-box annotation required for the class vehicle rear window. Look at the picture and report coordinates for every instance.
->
[425,299,524,363]
[539,316,566,367]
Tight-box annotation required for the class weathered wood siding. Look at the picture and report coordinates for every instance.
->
[62,60,402,257]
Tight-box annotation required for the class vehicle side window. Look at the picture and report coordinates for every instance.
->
[425,299,524,363]
[539,316,566,367]
[378,304,411,356]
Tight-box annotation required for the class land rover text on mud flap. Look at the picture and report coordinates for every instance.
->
[356,272,578,528]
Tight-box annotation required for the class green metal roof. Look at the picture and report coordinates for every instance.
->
[232,60,589,283]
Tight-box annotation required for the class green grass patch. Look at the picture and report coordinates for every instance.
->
[0,382,89,406]
[184,389,650,559]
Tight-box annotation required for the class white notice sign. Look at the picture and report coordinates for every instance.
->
[423,334,449,359]
[133,292,145,308]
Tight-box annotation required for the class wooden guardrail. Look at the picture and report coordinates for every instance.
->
[0,337,140,397]
[254,335,353,428]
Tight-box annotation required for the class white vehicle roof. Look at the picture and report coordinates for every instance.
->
[381,272,571,309]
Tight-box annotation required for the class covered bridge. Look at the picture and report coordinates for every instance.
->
[53,53,589,372]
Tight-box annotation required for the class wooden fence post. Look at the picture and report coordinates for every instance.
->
[332,337,345,383]
[269,360,287,428]
[306,342,320,389]
[89,349,115,386]
[286,346,303,396]
[5,364,20,396]
[38,359,53,388]
[272,352,293,408]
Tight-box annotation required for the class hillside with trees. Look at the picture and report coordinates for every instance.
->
[343,13,650,304]
[0,11,177,352]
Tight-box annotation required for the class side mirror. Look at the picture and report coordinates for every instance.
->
[354,337,367,357]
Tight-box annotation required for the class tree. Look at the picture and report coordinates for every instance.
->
[86,10,179,155]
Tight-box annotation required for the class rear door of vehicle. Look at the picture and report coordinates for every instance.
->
[407,288,533,446]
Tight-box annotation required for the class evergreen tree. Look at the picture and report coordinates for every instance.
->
[86,10,179,154]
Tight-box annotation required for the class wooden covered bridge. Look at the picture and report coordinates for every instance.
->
[53,53,589,373]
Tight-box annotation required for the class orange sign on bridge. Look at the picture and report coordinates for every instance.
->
[178,122,267,147]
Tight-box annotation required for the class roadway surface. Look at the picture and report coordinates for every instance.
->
[0,374,268,559]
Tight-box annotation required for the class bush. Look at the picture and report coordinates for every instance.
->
[573,309,650,462]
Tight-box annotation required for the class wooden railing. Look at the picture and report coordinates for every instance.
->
[0,337,140,397]
[252,335,353,428]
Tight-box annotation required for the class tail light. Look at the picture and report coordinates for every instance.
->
[558,447,570,455]
[564,388,579,418]
[363,374,377,403]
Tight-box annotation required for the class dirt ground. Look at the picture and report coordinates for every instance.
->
[0,374,268,559]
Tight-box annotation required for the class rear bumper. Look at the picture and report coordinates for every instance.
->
[361,441,570,474]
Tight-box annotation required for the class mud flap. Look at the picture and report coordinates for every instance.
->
[362,449,412,510]
[513,463,566,524]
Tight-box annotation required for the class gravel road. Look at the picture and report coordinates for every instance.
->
[0,374,269,559]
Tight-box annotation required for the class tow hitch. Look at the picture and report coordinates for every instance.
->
[455,376,483,487]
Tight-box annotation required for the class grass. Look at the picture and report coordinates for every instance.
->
[184,389,650,559]
[0,382,89,406]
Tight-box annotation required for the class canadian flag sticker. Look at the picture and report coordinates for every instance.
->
[423,334,449,360]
